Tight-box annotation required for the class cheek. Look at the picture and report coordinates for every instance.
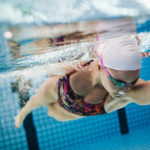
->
[101,74,113,92]
[101,73,119,95]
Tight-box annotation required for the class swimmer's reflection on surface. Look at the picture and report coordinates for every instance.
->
[7,31,106,59]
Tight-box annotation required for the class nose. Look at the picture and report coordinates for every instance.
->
[113,86,130,97]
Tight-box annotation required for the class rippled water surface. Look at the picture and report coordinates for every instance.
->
[0,0,150,75]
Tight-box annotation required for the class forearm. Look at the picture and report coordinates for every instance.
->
[127,81,150,105]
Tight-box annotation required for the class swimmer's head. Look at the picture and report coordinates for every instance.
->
[100,67,140,97]
[97,35,141,97]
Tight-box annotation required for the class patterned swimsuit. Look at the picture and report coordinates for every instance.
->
[57,60,108,116]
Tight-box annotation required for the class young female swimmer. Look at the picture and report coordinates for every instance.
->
[15,35,150,128]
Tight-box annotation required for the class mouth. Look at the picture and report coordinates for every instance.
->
[113,93,122,98]
[112,91,127,98]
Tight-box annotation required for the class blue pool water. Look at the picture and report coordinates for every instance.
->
[0,1,150,150]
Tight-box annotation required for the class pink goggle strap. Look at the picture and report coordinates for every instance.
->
[99,54,111,77]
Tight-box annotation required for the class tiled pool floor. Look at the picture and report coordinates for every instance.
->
[65,127,150,150]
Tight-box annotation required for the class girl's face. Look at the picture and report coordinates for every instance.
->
[100,68,140,98]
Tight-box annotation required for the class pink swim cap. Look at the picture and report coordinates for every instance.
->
[97,35,141,70]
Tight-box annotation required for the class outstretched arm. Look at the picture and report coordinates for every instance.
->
[104,79,150,113]
[127,79,150,105]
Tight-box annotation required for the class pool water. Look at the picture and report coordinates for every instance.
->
[0,1,150,150]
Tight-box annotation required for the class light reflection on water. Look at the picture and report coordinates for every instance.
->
[0,1,150,74]
[0,18,143,74]
[1,0,150,24]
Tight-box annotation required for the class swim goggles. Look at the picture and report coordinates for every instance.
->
[99,54,138,87]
